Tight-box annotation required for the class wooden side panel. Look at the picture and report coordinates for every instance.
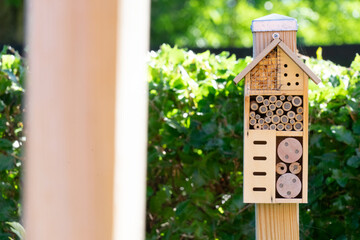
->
[244,130,276,203]
[279,49,304,92]
[256,204,299,240]
[302,74,309,203]
[253,31,297,57]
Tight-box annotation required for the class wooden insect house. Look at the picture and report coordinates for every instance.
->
[234,14,321,203]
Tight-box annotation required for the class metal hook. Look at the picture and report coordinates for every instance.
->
[272,33,280,39]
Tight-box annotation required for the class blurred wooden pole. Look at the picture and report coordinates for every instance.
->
[113,0,150,239]
[26,1,118,239]
[256,204,299,240]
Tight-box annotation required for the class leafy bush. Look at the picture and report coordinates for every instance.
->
[0,46,25,239]
[0,44,359,239]
[147,45,360,239]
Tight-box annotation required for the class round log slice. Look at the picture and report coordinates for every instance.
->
[277,137,302,163]
[276,173,301,198]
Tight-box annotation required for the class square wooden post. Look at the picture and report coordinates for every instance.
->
[256,204,299,240]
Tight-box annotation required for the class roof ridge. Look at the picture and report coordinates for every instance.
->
[233,39,320,85]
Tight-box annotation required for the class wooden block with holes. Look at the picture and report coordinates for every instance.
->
[243,130,276,203]
[234,21,321,204]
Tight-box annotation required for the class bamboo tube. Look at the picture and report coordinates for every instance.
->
[295,114,303,122]
[263,123,270,130]
[275,100,283,108]
[289,162,301,174]
[297,107,303,114]
[256,95,264,103]
[279,95,286,101]
[290,119,295,125]
[263,99,270,106]
[265,116,271,123]
[250,118,257,126]
[251,101,259,111]
[287,95,293,101]
[254,124,262,130]
[281,115,289,123]
[255,114,261,120]
[250,111,256,118]
[276,162,287,175]
[287,111,295,119]
[282,101,292,111]
[266,111,274,117]
[258,118,265,125]
[292,96,302,107]
[272,115,280,124]
[276,108,284,116]
[277,123,285,131]
[269,95,277,103]
[285,123,292,131]
[259,105,267,114]
[269,104,276,111]
[270,124,276,130]
[294,122,303,131]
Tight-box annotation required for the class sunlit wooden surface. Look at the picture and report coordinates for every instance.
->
[256,204,299,240]
[26,1,117,239]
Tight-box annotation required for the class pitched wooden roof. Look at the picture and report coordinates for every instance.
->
[233,39,321,85]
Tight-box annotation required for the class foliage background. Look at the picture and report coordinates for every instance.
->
[150,0,360,48]
[147,45,360,239]
[2,0,360,50]
[0,46,24,239]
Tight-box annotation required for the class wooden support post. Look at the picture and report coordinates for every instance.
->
[256,204,299,240]
[26,1,118,239]
[25,0,150,239]
[250,15,302,240]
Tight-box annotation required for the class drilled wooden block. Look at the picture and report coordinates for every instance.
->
[276,173,302,198]
[277,138,302,163]
[243,130,276,203]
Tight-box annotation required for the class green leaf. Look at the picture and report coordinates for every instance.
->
[332,169,348,188]
[1,55,16,69]
[175,200,190,216]
[6,222,25,240]
[316,47,323,60]
[0,100,5,112]
[0,139,13,150]
[330,125,355,146]
[2,70,18,83]
[350,53,360,71]
[353,121,360,135]
[0,154,14,171]
[347,155,360,168]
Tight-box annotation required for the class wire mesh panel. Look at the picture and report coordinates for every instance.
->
[249,46,281,93]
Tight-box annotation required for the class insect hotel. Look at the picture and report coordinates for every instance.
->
[234,14,320,203]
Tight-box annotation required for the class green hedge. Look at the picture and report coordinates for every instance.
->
[0,46,24,239]
[147,45,360,239]
[0,44,359,239]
